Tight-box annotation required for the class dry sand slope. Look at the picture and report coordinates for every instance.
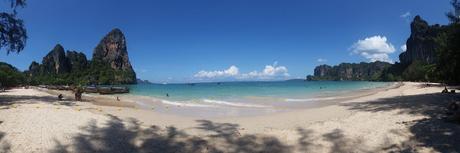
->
[0,82,459,153]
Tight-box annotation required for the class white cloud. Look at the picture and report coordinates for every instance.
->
[350,35,396,63]
[240,62,289,79]
[400,12,411,18]
[400,44,407,52]
[317,58,327,62]
[193,62,290,80]
[194,65,239,78]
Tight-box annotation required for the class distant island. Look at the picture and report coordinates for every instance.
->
[136,79,153,84]
[308,15,459,85]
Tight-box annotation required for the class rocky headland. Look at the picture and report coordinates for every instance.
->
[26,28,136,85]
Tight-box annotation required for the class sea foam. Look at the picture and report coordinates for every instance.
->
[161,100,216,107]
[284,96,348,102]
[202,99,271,108]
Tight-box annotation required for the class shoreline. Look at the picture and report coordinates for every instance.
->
[1,82,458,152]
[115,82,401,118]
[33,82,401,119]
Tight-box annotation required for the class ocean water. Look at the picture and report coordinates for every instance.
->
[127,80,392,108]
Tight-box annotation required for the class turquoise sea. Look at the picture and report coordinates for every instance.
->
[127,80,393,108]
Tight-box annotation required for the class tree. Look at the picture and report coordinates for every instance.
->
[435,0,460,84]
[0,62,25,87]
[0,0,27,54]
[402,60,430,81]
[435,25,460,84]
[447,0,460,24]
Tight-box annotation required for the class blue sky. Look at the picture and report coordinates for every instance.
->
[0,0,452,83]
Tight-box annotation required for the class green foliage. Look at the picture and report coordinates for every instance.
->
[435,24,460,84]
[89,59,116,85]
[0,62,24,87]
[401,61,434,81]
[379,1,460,84]
[0,0,27,54]
[27,59,135,86]
[309,61,392,81]
[447,0,460,24]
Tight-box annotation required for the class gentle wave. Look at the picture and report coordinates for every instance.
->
[161,100,217,108]
[202,99,271,108]
[284,96,348,102]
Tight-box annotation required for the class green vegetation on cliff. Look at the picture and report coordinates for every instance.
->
[309,0,460,84]
[26,29,137,86]
[307,62,391,81]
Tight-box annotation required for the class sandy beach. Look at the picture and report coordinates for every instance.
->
[0,82,459,153]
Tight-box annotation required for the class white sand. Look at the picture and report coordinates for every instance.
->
[0,82,457,153]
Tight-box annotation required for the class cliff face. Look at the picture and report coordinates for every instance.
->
[93,29,133,71]
[308,62,391,81]
[308,16,449,82]
[28,61,41,77]
[30,45,87,76]
[66,50,88,73]
[399,16,447,64]
[314,65,332,77]
[41,44,70,74]
[27,28,137,85]
[92,28,136,84]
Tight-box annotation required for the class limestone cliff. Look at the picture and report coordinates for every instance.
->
[41,44,71,74]
[92,28,136,84]
[66,50,88,73]
[26,29,137,85]
[307,62,391,81]
[399,16,447,64]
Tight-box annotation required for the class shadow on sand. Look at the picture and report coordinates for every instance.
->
[2,90,459,152]
[0,95,76,107]
[343,93,460,152]
[50,115,292,153]
[0,121,11,153]
[48,114,402,153]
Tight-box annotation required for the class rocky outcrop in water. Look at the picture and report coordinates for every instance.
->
[92,28,136,84]
[399,16,447,64]
[307,61,391,81]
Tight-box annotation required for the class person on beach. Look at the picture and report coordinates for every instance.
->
[442,86,449,93]
[58,94,63,101]
[74,87,83,101]
[117,96,120,101]
[75,91,82,101]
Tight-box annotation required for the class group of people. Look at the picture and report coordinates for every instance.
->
[442,86,456,93]
[57,87,122,102]
[57,87,84,101]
